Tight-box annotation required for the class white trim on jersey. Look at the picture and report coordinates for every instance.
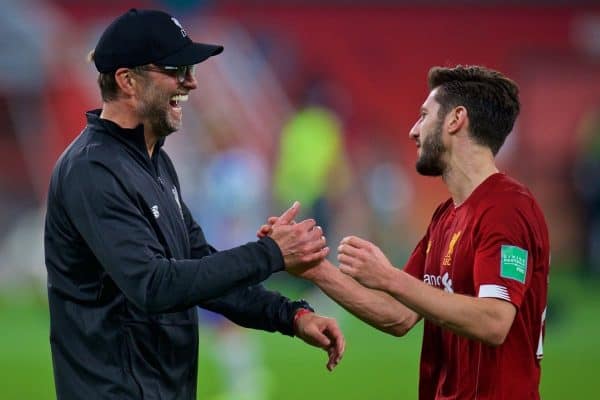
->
[536,306,547,359]
[478,284,511,302]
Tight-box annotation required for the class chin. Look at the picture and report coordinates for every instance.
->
[416,160,444,177]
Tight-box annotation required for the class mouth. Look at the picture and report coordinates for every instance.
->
[169,94,189,110]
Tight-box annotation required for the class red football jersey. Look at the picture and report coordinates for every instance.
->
[404,173,549,400]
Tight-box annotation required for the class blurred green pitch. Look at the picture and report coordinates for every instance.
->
[0,271,597,399]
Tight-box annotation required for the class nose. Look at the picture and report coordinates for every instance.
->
[409,120,419,140]
[182,71,198,90]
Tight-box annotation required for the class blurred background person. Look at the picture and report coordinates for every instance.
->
[273,74,353,242]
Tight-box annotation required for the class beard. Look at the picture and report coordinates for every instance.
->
[137,83,180,137]
[415,118,446,176]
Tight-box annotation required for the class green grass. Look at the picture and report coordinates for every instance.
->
[0,271,598,399]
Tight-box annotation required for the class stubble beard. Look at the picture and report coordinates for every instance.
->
[137,84,180,137]
[415,118,446,177]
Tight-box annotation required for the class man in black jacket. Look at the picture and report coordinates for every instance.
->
[44,9,344,399]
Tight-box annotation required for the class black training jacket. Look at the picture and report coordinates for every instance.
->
[44,110,309,399]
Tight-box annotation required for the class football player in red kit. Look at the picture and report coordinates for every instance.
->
[262,65,549,400]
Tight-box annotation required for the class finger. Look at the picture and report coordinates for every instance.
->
[260,224,271,233]
[326,337,344,371]
[328,324,345,361]
[267,216,278,225]
[256,224,272,238]
[337,254,356,267]
[337,243,362,258]
[301,246,330,264]
[323,340,343,371]
[311,225,323,234]
[339,264,355,276]
[309,329,332,349]
[327,350,337,371]
[307,226,324,241]
[276,201,300,225]
[340,235,372,249]
[301,240,326,258]
[302,233,327,254]
[296,218,316,231]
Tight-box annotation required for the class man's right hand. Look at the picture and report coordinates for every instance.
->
[266,202,329,270]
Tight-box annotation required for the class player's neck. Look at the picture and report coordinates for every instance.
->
[100,101,141,130]
[443,145,498,207]
[100,102,158,157]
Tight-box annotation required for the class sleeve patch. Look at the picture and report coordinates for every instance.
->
[500,245,528,283]
[478,284,511,302]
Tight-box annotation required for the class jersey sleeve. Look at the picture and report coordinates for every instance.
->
[473,197,537,308]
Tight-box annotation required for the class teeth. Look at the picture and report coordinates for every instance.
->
[171,94,188,103]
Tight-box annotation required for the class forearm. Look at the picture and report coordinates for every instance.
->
[200,284,306,336]
[310,261,420,337]
[385,269,514,346]
[123,238,283,313]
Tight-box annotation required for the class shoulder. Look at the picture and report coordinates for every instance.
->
[475,174,548,239]
[480,174,544,219]
[52,125,128,189]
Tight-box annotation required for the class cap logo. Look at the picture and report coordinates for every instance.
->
[171,17,187,37]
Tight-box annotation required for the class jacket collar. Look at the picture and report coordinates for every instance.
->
[85,109,166,155]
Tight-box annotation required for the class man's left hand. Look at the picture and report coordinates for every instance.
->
[294,312,345,371]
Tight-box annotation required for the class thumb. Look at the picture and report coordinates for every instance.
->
[275,201,300,225]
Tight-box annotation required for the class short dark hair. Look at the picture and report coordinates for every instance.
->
[88,50,119,102]
[88,50,150,102]
[427,65,520,155]
[97,72,120,102]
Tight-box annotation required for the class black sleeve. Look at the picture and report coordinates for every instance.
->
[201,287,313,336]
[181,200,313,336]
[63,160,284,314]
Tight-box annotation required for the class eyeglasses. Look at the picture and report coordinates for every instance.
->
[137,65,196,83]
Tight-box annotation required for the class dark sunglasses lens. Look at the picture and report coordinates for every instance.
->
[177,66,195,81]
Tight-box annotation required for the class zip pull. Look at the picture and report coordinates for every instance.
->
[157,176,165,190]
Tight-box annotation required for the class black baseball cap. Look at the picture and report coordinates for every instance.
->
[93,8,223,73]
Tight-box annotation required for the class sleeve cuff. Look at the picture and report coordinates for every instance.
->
[284,299,315,337]
[259,236,285,272]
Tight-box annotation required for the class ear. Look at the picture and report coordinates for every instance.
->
[447,106,468,135]
[114,68,138,97]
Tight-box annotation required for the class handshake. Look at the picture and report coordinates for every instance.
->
[256,201,394,291]
[256,201,328,277]
[255,200,407,372]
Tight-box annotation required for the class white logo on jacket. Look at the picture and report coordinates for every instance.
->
[171,186,184,220]
[151,205,160,219]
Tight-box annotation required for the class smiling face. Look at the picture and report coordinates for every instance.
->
[133,66,195,137]
[409,88,448,176]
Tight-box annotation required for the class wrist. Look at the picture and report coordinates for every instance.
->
[383,268,404,294]
[293,308,313,333]
[307,258,338,282]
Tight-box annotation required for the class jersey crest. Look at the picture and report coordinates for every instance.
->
[442,231,461,267]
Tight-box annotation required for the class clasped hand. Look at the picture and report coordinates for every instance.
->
[258,201,329,273]
[256,201,343,370]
